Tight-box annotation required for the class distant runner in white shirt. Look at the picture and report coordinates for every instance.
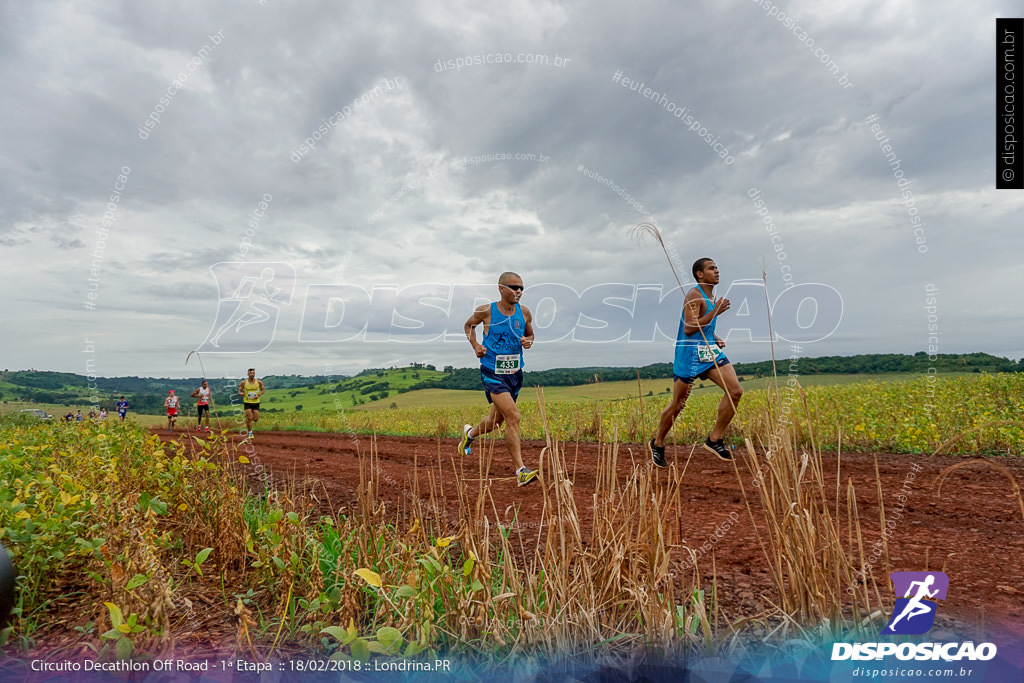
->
[191,380,213,433]
[164,390,180,432]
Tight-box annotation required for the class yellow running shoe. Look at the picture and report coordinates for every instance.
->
[458,424,473,456]
[516,467,538,487]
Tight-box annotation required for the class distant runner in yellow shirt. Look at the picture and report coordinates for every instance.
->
[238,368,265,440]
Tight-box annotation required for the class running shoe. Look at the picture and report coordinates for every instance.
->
[516,467,538,487]
[248,430,254,440]
[458,424,474,456]
[203,426,210,432]
[703,437,733,461]
[648,439,667,468]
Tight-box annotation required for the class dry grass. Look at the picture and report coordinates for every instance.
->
[329,391,708,659]
[738,383,883,641]
[4,381,963,662]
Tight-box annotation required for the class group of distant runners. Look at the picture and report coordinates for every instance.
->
[61,398,130,423]
[69,372,265,439]
[458,259,741,487]
[160,370,265,439]
[161,381,216,433]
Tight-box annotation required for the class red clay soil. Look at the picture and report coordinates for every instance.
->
[155,429,1024,632]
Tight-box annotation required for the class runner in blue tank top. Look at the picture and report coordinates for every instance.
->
[458,272,539,487]
[648,258,743,466]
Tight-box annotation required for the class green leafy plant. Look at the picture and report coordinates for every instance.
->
[181,547,214,577]
[99,602,147,660]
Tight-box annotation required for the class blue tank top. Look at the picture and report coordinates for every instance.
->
[673,286,725,378]
[481,302,526,374]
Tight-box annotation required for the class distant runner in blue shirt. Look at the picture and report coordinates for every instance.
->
[458,272,538,487]
[648,258,743,467]
[116,397,129,422]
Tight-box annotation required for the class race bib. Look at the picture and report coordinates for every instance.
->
[246,391,259,400]
[494,354,521,375]
[696,343,722,364]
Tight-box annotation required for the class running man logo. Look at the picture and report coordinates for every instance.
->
[198,263,296,353]
[881,571,949,635]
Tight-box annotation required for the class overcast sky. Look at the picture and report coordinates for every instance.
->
[2,0,1021,379]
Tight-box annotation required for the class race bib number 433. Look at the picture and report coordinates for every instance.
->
[494,354,521,375]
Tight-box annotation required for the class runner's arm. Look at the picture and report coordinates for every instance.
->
[464,304,490,358]
[257,380,266,398]
[682,294,706,337]
[683,294,730,337]
[520,306,535,349]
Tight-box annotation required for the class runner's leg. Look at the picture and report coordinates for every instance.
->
[489,391,524,472]
[704,364,743,442]
[654,378,693,447]
[472,403,505,439]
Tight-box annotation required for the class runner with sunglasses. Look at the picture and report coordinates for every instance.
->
[458,272,539,487]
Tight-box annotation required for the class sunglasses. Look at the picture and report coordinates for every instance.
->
[501,284,524,291]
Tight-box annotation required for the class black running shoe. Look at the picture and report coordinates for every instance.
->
[649,439,667,468]
[703,437,733,461]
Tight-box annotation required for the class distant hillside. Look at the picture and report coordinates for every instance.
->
[2,353,1019,414]
[0,371,339,415]
[426,364,677,391]
[424,352,1023,390]
[257,364,446,413]
[732,352,1021,378]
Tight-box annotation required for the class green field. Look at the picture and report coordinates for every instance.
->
[2,354,1017,416]
[254,366,447,412]
[351,372,976,412]
[257,373,1024,456]
[3,371,979,427]
[0,366,451,421]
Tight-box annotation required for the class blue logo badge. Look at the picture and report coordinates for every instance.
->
[881,572,949,635]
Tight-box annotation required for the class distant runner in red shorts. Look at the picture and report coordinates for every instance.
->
[164,390,180,432]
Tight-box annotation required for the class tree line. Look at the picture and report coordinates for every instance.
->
[3,353,1019,413]
[420,352,1023,390]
